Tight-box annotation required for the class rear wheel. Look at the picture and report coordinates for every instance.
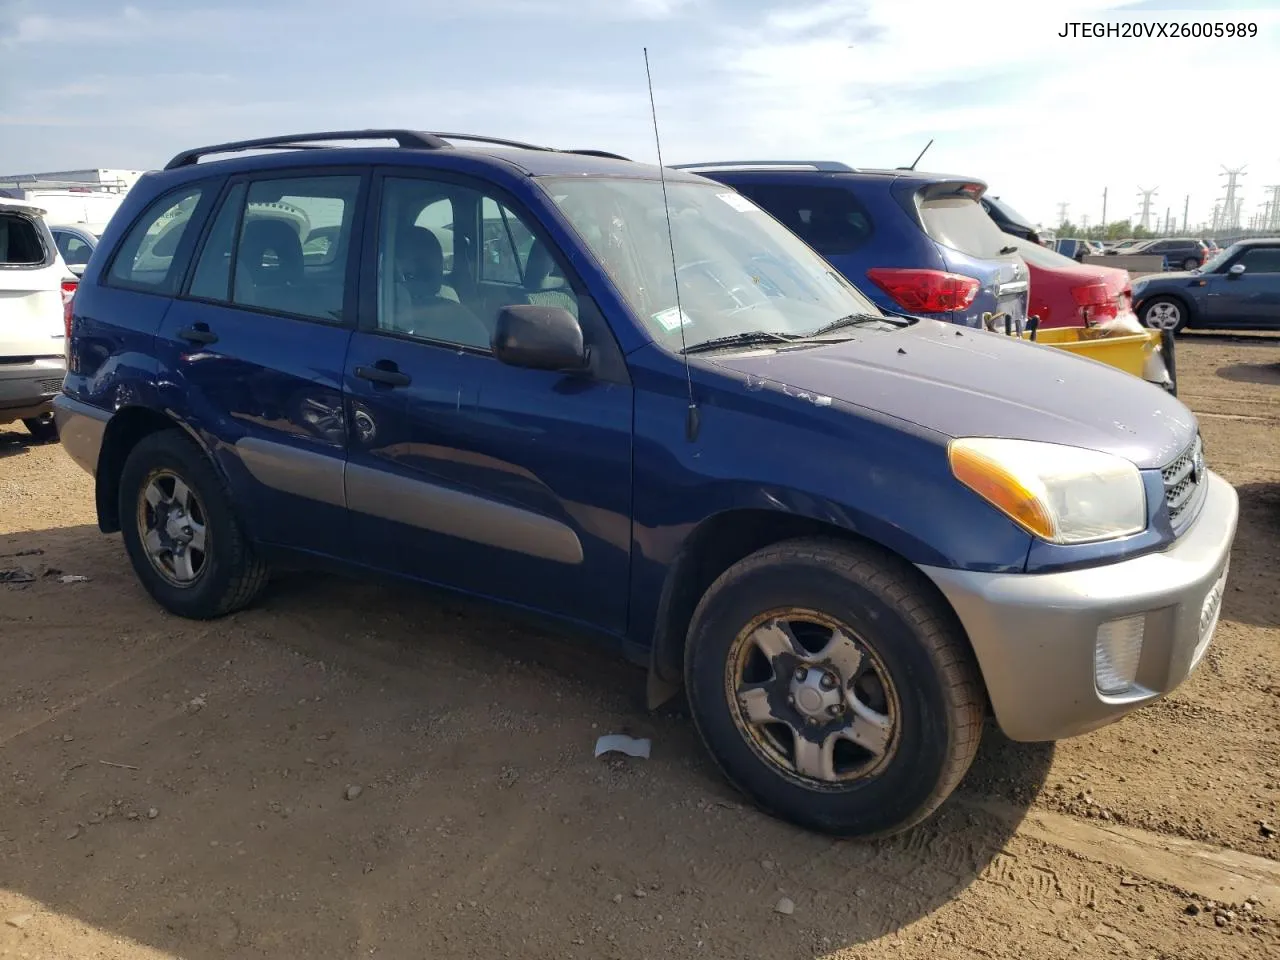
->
[684,538,984,838]
[1182,257,1200,271]
[1141,296,1188,334]
[22,415,58,444]
[118,430,268,619]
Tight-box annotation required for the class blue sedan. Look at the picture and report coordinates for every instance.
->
[1133,238,1280,332]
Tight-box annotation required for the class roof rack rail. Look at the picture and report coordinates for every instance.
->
[672,160,856,173]
[425,132,550,151]
[164,129,455,170]
[165,129,635,171]
[565,149,632,161]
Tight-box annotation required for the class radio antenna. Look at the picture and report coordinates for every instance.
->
[907,138,934,171]
[644,46,699,443]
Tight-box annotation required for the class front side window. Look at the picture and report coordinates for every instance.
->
[1236,247,1280,273]
[543,177,890,350]
[107,185,204,292]
[376,177,580,351]
[55,231,93,267]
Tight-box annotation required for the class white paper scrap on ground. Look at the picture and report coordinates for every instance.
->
[594,734,651,760]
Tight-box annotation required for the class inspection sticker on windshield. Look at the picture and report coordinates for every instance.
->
[717,192,759,213]
[651,306,694,332]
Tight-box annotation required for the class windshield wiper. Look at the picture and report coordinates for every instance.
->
[805,313,903,338]
[681,330,800,355]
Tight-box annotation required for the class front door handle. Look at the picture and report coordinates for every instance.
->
[355,362,411,387]
[178,323,218,345]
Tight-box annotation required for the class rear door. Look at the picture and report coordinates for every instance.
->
[153,169,363,558]
[909,183,1029,330]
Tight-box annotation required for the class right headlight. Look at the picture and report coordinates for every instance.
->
[949,438,1147,545]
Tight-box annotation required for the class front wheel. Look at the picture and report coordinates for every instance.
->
[684,538,984,838]
[1141,296,1188,334]
[118,429,269,619]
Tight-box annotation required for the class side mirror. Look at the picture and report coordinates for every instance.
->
[1228,263,1246,277]
[492,304,588,372]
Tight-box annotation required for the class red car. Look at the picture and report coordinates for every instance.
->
[1006,236,1136,329]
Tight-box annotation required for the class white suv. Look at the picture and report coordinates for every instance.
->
[0,198,72,442]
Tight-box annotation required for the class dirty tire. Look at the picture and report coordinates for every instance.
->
[22,415,58,444]
[118,429,268,619]
[684,537,984,838]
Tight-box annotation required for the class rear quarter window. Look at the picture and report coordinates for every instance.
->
[729,183,873,256]
[107,184,206,293]
[0,213,52,267]
[918,196,1015,260]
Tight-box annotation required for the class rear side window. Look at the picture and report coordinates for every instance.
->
[107,185,205,292]
[0,213,50,266]
[731,184,873,256]
[918,196,1015,259]
[188,175,359,322]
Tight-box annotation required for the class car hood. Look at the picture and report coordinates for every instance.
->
[1133,271,1199,291]
[706,319,1196,470]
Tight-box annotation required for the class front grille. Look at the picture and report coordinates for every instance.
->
[38,378,63,395]
[1162,435,1205,529]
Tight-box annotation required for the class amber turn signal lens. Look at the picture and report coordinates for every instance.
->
[949,442,1056,540]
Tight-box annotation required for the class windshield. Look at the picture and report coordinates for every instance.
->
[541,178,892,350]
[1199,243,1241,273]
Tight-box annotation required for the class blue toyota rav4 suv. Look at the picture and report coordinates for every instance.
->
[56,130,1237,838]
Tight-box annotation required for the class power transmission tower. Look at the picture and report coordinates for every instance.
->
[1183,195,1190,235]
[1136,187,1158,231]
[1219,165,1246,230]
[1267,185,1280,231]
[1211,202,1222,232]
[1056,202,1070,226]
[1101,187,1107,227]
[1081,213,1090,234]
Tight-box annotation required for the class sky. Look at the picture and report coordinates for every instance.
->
[3,0,1280,231]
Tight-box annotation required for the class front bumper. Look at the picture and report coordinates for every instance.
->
[0,357,65,423]
[52,394,110,476]
[919,471,1238,742]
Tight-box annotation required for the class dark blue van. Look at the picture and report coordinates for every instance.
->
[55,131,1236,839]
[673,161,1031,333]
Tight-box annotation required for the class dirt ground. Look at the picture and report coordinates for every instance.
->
[1,333,1278,960]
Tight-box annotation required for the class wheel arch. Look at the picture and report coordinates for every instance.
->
[645,509,978,710]
[95,406,213,533]
[1137,290,1199,329]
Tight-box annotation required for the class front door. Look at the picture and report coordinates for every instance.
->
[343,172,634,634]
[154,170,364,557]
[1206,247,1280,328]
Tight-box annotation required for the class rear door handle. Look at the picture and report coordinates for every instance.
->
[178,324,218,345]
[355,362,411,387]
